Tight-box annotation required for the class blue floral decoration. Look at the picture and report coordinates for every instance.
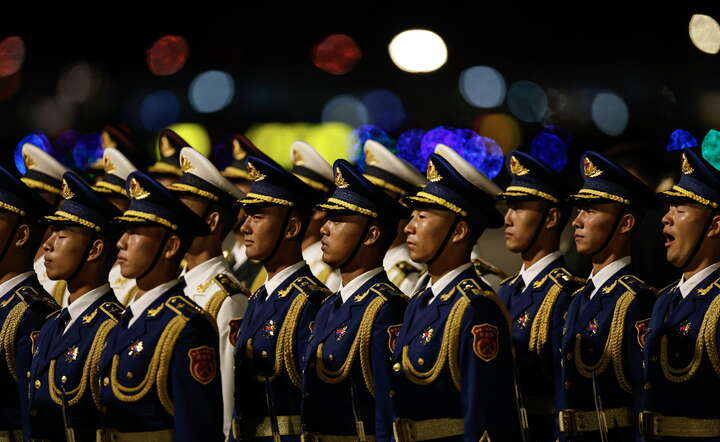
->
[72,132,103,171]
[353,124,395,170]
[396,129,427,172]
[529,131,568,172]
[15,133,52,175]
[667,129,698,151]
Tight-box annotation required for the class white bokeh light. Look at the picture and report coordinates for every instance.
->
[459,66,506,108]
[388,29,448,73]
[592,92,629,136]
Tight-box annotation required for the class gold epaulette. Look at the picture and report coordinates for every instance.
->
[472,258,509,280]
[291,276,332,302]
[369,282,404,302]
[457,278,511,332]
[394,261,422,276]
[658,280,679,296]
[499,273,519,286]
[16,285,58,310]
[213,273,248,297]
[547,267,585,294]
[98,302,124,322]
[696,276,720,297]
[618,274,656,295]
[166,295,204,319]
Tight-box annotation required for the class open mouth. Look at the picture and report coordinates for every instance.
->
[663,232,675,248]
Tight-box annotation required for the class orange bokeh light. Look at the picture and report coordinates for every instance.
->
[0,71,20,101]
[312,34,362,75]
[473,113,523,153]
[147,35,189,76]
[0,36,25,77]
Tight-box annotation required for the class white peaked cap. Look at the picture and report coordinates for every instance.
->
[103,147,137,180]
[290,140,333,192]
[177,147,245,200]
[364,139,425,188]
[434,143,501,196]
[22,143,69,179]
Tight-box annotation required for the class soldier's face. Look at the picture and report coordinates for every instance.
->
[571,203,622,254]
[319,213,368,268]
[240,205,287,261]
[42,225,93,280]
[504,200,545,253]
[116,226,165,278]
[404,207,456,263]
[662,202,710,267]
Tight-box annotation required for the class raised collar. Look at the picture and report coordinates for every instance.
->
[0,271,35,300]
[339,267,384,303]
[183,255,227,296]
[64,283,110,333]
[427,262,473,304]
[678,262,720,298]
[231,242,248,271]
[587,256,631,299]
[519,251,562,287]
[129,279,180,326]
[264,260,306,299]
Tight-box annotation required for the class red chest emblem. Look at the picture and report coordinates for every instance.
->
[335,325,348,341]
[635,318,650,349]
[30,331,40,356]
[387,324,402,353]
[586,319,599,335]
[679,321,692,336]
[471,323,499,362]
[228,318,242,347]
[262,320,276,337]
[188,346,217,385]
[516,312,531,329]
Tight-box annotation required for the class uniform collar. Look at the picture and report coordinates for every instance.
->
[231,242,248,271]
[519,250,562,287]
[0,270,35,300]
[128,279,180,326]
[677,261,720,298]
[382,244,418,270]
[339,267,384,303]
[302,240,322,263]
[64,283,110,333]
[183,255,227,296]
[427,262,473,304]
[264,260,306,299]
[587,256,631,299]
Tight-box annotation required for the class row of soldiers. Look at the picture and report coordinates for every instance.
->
[0,124,719,442]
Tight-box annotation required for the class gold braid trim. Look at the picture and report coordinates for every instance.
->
[502,186,559,203]
[20,177,61,195]
[48,211,101,231]
[121,286,139,306]
[573,291,634,393]
[110,315,187,415]
[168,183,220,201]
[703,295,720,377]
[280,293,308,388]
[0,200,25,216]
[117,210,178,231]
[570,189,630,205]
[51,281,67,305]
[0,301,27,382]
[528,282,562,376]
[316,296,386,396]
[405,192,468,217]
[240,193,294,207]
[205,290,228,320]
[661,185,719,209]
[319,198,378,217]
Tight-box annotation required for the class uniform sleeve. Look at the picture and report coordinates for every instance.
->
[18,306,51,439]
[216,296,246,437]
[372,298,406,442]
[459,300,520,442]
[294,292,324,370]
[624,288,655,411]
[171,315,224,442]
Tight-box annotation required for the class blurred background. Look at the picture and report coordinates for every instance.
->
[2,4,719,287]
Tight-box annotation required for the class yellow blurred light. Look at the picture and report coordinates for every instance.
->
[388,29,447,73]
[165,123,211,157]
[473,113,522,153]
[305,123,354,162]
[689,14,720,54]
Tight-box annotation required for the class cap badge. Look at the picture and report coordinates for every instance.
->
[681,153,694,175]
[364,146,378,166]
[427,160,442,182]
[180,155,194,173]
[292,148,304,166]
[129,178,150,200]
[247,162,266,181]
[334,168,349,188]
[103,156,116,174]
[61,179,74,200]
[23,152,36,170]
[159,135,176,158]
[583,157,603,178]
[509,156,530,176]
[101,130,117,149]
[232,139,247,161]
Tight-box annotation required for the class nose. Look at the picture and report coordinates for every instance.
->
[661,207,673,227]
[504,208,513,227]
[116,231,128,251]
[571,211,582,229]
[42,231,55,253]
[320,220,331,237]
[403,212,417,235]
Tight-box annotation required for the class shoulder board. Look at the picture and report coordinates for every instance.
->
[166,295,204,319]
[472,258,508,280]
[572,285,585,297]
[618,274,656,296]
[548,267,585,294]
[696,276,720,297]
[367,282,407,303]
[393,261,421,277]
[46,309,63,320]
[16,285,58,310]
[321,293,337,305]
[292,275,332,302]
[657,280,679,296]
[213,273,248,297]
[98,302,124,321]
[456,278,494,300]
[499,273,519,286]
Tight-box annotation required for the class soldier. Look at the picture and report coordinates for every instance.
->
[147,128,194,187]
[558,151,656,441]
[92,147,139,306]
[21,141,72,305]
[98,124,152,172]
[28,173,124,441]
[229,156,329,441]
[301,160,407,441]
[168,147,248,436]
[640,143,720,440]
[362,139,426,296]
[0,165,58,441]
[98,172,223,442]
[496,151,582,441]
[390,144,520,442]
[289,140,340,292]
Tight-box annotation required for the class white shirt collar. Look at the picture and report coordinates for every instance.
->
[519,251,562,287]
[426,262,473,304]
[677,262,720,298]
[231,242,248,271]
[383,244,411,269]
[339,267,384,304]
[128,279,180,327]
[183,255,228,297]
[0,271,35,300]
[302,241,322,262]
[64,284,110,334]
[264,261,306,299]
[587,256,631,299]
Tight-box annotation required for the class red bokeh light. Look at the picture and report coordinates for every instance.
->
[0,71,21,101]
[312,34,362,75]
[0,36,26,77]
[147,35,189,76]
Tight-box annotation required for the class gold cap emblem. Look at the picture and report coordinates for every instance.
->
[103,156,116,174]
[247,162,266,181]
[23,152,36,170]
[61,179,74,199]
[364,146,378,166]
[232,139,247,161]
[292,147,304,166]
[427,160,442,182]
[159,136,176,159]
[129,178,150,200]
[583,157,603,178]
[681,153,694,175]
[509,156,530,176]
[334,168,349,188]
[180,155,194,174]
[101,130,117,149]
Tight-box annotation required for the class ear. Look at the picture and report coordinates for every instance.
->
[451,219,470,243]
[545,206,561,230]
[163,234,184,260]
[363,224,381,247]
[86,238,105,263]
[285,213,303,240]
[205,210,221,234]
[14,223,30,248]
[707,214,720,238]
[618,212,636,234]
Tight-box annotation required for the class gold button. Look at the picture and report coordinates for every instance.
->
[261,350,268,357]
[103,377,109,386]
[30,408,37,416]
[61,376,67,384]
[417,358,425,366]
[566,353,573,360]
[393,363,401,372]
[34,380,41,389]
[644,382,652,391]
[389,389,396,398]
[26,371,30,379]
[328,354,334,361]
[650,355,658,362]
[126,371,134,380]
[564,381,571,390]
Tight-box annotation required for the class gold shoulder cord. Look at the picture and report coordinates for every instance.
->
[122,286,139,306]
[0,301,28,382]
[528,282,563,376]
[573,290,634,393]
[205,290,228,320]
[316,295,386,397]
[702,294,720,377]
[48,318,117,409]
[51,281,67,306]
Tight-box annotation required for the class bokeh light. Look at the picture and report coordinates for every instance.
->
[388,29,447,73]
[321,94,369,127]
[459,66,506,108]
[57,62,99,104]
[0,36,25,77]
[312,34,362,75]
[591,92,629,136]
[189,70,235,113]
[507,80,548,123]
[15,133,51,175]
[72,132,103,171]
[0,71,20,101]
[689,14,720,54]
[362,89,405,132]
[31,98,74,136]
[165,123,211,158]
[473,113,523,153]
[141,90,180,131]
[396,129,427,172]
[352,125,395,168]
[421,126,464,165]
[147,35,189,76]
